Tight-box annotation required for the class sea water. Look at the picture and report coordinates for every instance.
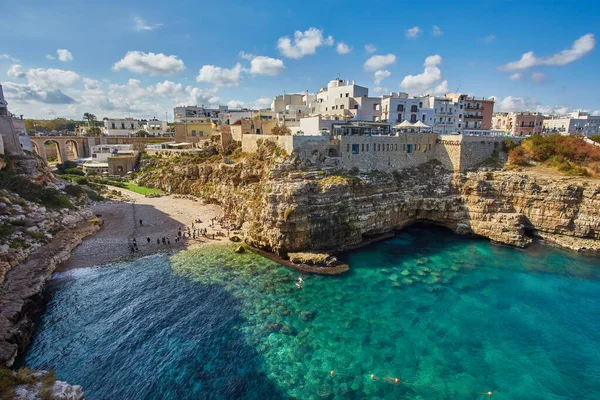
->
[21,225,600,399]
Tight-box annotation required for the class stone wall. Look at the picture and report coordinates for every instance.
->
[339,133,438,172]
[437,134,509,171]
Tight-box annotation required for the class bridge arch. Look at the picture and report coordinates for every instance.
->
[43,139,64,164]
[65,139,80,160]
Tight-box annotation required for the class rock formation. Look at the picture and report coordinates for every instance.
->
[137,143,600,258]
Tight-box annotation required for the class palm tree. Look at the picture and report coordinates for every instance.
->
[83,112,97,127]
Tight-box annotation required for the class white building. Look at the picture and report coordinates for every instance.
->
[380,92,434,128]
[543,111,600,135]
[174,105,228,123]
[141,118,168,135]
[307,79,382,122]
[103,118,140,136]
[224,110,253,125]
[90,144,134,162]
[298,116,337,135]
[271,94,305,113]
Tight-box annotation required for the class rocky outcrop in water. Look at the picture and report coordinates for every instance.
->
[2,369,85,399]
[137,144,600,257]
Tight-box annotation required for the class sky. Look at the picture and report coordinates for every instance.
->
[0,0,598,121]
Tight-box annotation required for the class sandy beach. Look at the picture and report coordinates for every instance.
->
[61,187,230,270]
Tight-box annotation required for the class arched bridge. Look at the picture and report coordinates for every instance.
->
[29,136,90,164]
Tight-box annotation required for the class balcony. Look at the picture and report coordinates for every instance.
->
[465,105,484,111]
[464,114,483,119]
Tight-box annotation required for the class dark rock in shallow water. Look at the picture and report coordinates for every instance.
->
[301,311,317,321]
[264,322,297,336]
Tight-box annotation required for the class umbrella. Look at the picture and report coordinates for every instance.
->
[395,120,414,129]
[413,121,430,128]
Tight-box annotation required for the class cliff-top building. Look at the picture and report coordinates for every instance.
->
[0,83,25,155]
[492,112,544,136]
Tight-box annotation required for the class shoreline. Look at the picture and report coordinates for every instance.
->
[61,187,229,271]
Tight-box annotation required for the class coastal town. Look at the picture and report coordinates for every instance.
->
[1,1,600,398]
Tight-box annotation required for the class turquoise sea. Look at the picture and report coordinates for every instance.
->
[20,225,600,399]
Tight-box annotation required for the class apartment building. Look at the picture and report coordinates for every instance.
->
[141,118,168,135]
[493,112,544,136]
[543,111,600,135]
[380,92,433,126]
[103,118,140,136]
[308,79,382,122]
[445,93,494,131]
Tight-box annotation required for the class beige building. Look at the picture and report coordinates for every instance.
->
[445,93,494,131]
[174,121,216,143]
[229,119,278,141]
[493,112,544,136]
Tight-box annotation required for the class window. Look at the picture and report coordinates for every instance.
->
[398,114,403,121]
[395,144,398,151]
[256,128,262,135]
[340,104,344,109]
[378,144,381,151]
[325,107,328,111]
[366,144,369,151]
[419,102,423,107]
[460,105,463,109]
[459,114,462,118]
[411,105,418,112]
[397,104,404,112]
[361,144,364,152]
[407,144,413,153]
[428,144,432,150]
[199,131,204,136]
[458,123,461,128]
[121,123,125,129]
[340,94,343,98]
[191,130,197,136]
[373,104,378,110]
[422,115,426,122]
[345,93,349,97]
[111,123,115,129]
[131,124,134,129]
[352,144,360,154]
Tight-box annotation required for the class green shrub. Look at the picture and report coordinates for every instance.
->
[15,368,35,385]
[39,188,74,209]
[65,185,86,197]
[64,168,84,176]
[75,177,88,185]
[0,224,16,242]
[87,191,104,202]
[0,368,16,399]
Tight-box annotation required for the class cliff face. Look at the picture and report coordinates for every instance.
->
[137,148,600,256]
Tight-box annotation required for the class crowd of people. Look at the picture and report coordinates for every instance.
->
[127,216,238,253]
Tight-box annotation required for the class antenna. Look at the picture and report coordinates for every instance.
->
[455,85,461,93]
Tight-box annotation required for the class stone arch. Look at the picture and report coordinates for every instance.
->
[31,141,41,158]
[65,139,80,160]
[43,139,64,164]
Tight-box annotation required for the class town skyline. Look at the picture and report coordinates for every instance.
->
[1,0,598,120]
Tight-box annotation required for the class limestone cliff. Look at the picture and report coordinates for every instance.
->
[137,144,600,257]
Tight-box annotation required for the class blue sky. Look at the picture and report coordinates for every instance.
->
[1,0,598,120]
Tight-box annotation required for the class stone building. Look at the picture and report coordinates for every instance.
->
[0,83,24,155]
[230,119,278,141]
[174,121,216,144]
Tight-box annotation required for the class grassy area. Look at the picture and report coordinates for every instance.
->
[120,182,164,195]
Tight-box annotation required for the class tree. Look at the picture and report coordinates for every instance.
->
[135,130,149,137]
[87,126,102,136]
[271,125,291,136]
[83,113,97,127]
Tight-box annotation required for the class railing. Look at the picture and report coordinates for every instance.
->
[464,115,483,119]
[465,105,483,110]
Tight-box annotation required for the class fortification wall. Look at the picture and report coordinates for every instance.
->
[339,133,437,172]
[437,134,507,171]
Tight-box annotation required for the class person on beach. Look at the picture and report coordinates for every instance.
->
[139,219,143,226]
[167,238,171,245]
[157,238,160,245]
[147,237,150,244]
[162,237,166,245]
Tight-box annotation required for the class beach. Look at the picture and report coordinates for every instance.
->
[61,187,227,270]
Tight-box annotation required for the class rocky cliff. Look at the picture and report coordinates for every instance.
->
[137,144,600,257]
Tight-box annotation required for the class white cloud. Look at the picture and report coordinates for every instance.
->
[509,72,522,80]
[134,16,163,31]
[46,54,55,60]
[7,64,25,78]
[82,78,100,90]
[196,63,243,87]
[227,97,271,110]
[374,70,390,85]
[499,33,595,71]
[154,80,184,95]
[113,51,185,75]
[493,95,576,115]
[406,26,422,38]
[372,87,389,94]
[2,82,75,104]
[424,55,442,67]
[0,54,20,62]
[277,27,334,59]
[336,42,352,55]
[364,44,377,53]
[25,68,80,89]
[400,54,447,95]
[482,35,496,43]
[238,51,255,60]
[249,56,285,76]
[56,49,73,62]
[432,26,442,36]
[364,54,396,71]
[531,72,547,83]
